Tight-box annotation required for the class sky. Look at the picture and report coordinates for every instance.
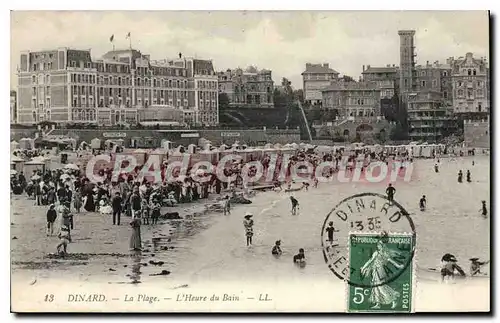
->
[10,11,489,90]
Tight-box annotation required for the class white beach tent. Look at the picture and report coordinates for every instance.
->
[11,140,20,151]
[161,140,173,150]
[90,138,102,149]
[187,144,197,154]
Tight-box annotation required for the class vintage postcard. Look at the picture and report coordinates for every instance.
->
[10,10,490,313]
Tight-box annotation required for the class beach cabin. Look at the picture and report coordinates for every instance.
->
[19,138,35,150]
[24,159,46,175]
[133,149,148,165]
[161,140,173,150]
[10,155,25,173]
[90,138,102,149]
[148,148,169,164]
[105,139,124,152]
[11,141,20,151]
[198,148,219,165]
[187,144,197,154]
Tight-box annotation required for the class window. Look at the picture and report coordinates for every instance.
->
[478,103,482,112]
[421,81,426,87]
[458,81,462,87]
[443,71,447,77]
[477,81,482,87]
[473,70,477,76]
[444,91,448,99]
[468,69,472,76]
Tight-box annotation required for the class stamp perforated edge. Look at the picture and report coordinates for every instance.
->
[345,231,417,313]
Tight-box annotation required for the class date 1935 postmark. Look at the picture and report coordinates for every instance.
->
[321,193,416,287]
[347,232,415,313]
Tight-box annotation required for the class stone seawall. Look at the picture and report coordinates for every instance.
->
[464,120,490,149]
[11,127,301,147]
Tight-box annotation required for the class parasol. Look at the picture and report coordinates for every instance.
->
[64,163,80,170]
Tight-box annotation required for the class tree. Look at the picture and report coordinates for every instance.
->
[281,77,292,95]
[341,75,355,83]
[389,122,408,141]
[293,89,304,104]
[218,93,230,110]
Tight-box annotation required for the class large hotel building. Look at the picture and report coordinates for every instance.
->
[16,48,219,126]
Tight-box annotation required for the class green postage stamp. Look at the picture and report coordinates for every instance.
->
[347,232,415,313]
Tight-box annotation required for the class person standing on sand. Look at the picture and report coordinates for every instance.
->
[73,189,82,213]
[480,200,488,218]
[56,225,71,255]
[130,187,142,219]
[385,184,396,203]
[111,192,123,225]
[46,204,57,236]
[223,196,231,215]
[129,216,142,251]
[243,213,254,246]
[290,196,299,215]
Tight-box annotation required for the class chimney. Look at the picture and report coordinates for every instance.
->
[323,63,329,68]
[367,65,371,69]
[393,64,395,67]
[362,65,365,72]
[306,63,312,69]
[179,52,182,59]
[387,64,390,67]
[426,60,429,66]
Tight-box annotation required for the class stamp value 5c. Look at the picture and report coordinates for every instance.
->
[347,232,415,313]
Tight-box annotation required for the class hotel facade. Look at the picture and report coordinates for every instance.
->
[16,48,219,126]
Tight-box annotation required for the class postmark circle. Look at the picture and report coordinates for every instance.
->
[321,192,416,288]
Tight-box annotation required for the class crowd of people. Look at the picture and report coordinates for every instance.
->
[10,143,489,277]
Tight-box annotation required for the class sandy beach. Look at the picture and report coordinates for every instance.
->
[11,156,490,312]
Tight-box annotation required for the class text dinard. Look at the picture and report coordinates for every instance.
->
[335,198,405,222]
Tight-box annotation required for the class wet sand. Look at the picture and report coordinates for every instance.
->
[11,156,490,312]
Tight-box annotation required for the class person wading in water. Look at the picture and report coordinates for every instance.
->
[290,196,299,215]
[386,184,396,203]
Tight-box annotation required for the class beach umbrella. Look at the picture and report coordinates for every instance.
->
[10,169,17,176]
[64,163,79,170]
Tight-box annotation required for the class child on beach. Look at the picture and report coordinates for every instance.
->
[150,201,161,225]
[325,221,336,244]
[243,213,254,246]
[223,196,231,215]
[290,196,299,215]
[271,240,282,257]
[469,258,489,276]
[141,199,150,225]
[480,201,488,218]
[56,225,72,255]
[46,204,57,236]
[293,248,306,264]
